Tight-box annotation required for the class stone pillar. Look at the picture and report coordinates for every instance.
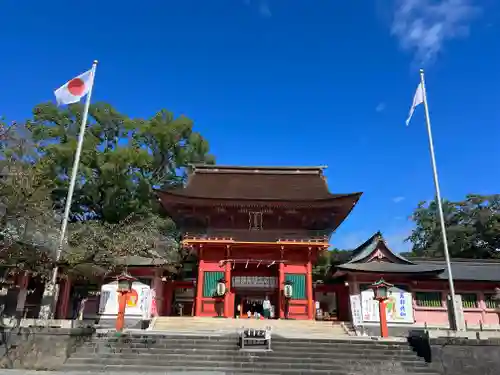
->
[195,248,204,317]
[153,269,164,316]
[224,261,232,318]
[477,291,487,325]
[307,260,314,320]
[15,272,29,319]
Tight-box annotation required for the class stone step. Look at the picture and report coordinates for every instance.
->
[151,327,346,333]
[84,343,413,356]
[69,351,426,364]
[88,338,412,351]
[93,333,403,345]
[64,357,435,373]
[152,318,348,330]
[154,317,338,323]
[151,324,346,329]
[86,342,413,355]
[61,363,351,374]
[75,345,415,357]
[150,326,346,332]
[151,327,347,334]
[63,333,441,375]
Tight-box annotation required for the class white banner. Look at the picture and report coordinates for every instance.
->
[361,286,413,323]
[99,281,151,317]
[349,294,362,326]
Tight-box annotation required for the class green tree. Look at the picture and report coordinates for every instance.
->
[313,248,353,282]
[28,102,214,224]
[406,195,500,259]
[21,102,214,275]
[0,120,59,275]
[65,214,181,276]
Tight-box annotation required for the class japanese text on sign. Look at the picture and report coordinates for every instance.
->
[232,276,278,289]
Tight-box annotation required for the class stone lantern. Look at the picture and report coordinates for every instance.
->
[369,278,393,338]
[115,272,136,333]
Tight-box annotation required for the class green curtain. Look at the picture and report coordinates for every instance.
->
[203,271,224,297]
[285,273,306,300]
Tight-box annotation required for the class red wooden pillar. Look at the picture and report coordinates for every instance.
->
[224,261,232,318]
[163,281,173,316]
[278,256,285,319]
[57,277,72,319]
[116,292,127,332]
[379,300,389,337]
[195,248,204,317]
[307,251,314,320]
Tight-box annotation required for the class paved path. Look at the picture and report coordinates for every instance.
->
[1,371,225,375]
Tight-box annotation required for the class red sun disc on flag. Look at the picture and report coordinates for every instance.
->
[67,78,85,96]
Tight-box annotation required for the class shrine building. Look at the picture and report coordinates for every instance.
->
[2,163,500,331]
[157,165,362,319]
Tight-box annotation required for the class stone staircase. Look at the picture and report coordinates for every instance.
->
[62,332,440,374]
[151,317,349,338]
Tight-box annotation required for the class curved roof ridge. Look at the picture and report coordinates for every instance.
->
[346,231,414,265]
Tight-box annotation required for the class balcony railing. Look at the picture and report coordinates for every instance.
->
[183,229,328,243]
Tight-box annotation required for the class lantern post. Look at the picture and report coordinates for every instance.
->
[283,280,293,320]
[493,287,500,309]
[215,278,226,317]
[0,275,13,315]
[370,279,393,338]
[115,272,136,333]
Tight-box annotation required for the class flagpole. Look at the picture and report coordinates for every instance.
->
[42,60,98,319]
[419,68,459,330]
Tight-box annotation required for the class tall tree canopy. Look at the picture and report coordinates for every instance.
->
[406,195,500,259]
[0,102,215,277]
[313,248,353,282]
[0,120,59,274]
[28,102,214,224]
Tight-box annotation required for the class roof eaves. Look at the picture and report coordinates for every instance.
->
[336,263,445,274]
[190,164,328,173]
[155,189,362,202]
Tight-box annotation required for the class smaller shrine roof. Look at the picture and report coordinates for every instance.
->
[347,231,414,265]
[336,262,445,275]
[335,232,500,281]
[335,231,445,275]
[415,259,500,282]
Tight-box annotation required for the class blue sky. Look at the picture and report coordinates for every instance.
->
[1,0,499,252]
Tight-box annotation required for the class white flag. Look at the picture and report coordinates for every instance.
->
[54,69,94,106]
[406,82,424,126]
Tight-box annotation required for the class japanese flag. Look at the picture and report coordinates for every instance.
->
[54,69,94,106]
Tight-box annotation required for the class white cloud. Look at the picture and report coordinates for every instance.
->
[392,196,406,203]
[334,231,369,250]
[391,0,480,64]
[384,231,412,253]
[244,0,272,18]
[258,1,272,17]
[375,102,386,112]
